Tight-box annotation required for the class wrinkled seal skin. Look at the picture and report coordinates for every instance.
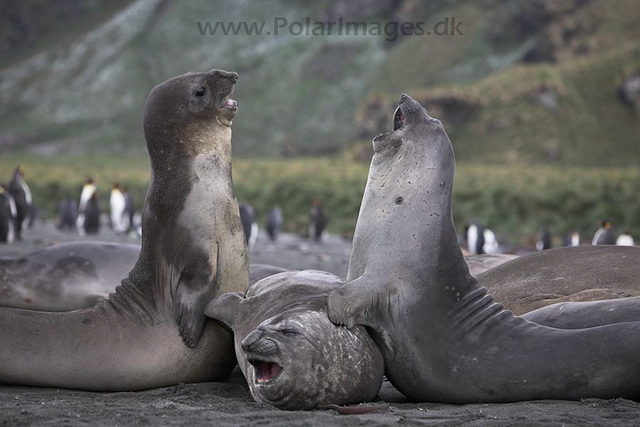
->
[478,246,640,315]
[0,241,140,311]
[328,94,640,403]
[0,69,248,391]
[205,270,384,410]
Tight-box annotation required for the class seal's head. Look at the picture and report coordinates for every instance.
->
[371,94,450,162]
[341,93,459,304]
[143,69,239,160]
[205,271,384,410]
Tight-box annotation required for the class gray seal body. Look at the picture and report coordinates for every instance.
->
[477,245,640,315]
[328,94,640,403]
[0,241,140,311]
[205,270,384,410]
[0,233,502,314]
[523,296,640,328]
[0,239,282,312]
[0,69,248,391]
[465,254,518,277]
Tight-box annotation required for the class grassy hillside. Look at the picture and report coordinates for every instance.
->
[352,0,640,166]
[1,0,639,166]
[3,154,639,245]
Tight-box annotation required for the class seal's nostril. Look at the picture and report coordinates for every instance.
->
[399,94,408,104]
[241,329,263,351]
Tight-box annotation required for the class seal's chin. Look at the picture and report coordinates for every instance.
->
[249,358,283,384]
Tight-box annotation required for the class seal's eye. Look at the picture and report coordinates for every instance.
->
[195,87,206,97]
[273,323,300,336]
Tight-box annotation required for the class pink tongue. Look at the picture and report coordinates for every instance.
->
[258,362,281,382]
[270,363,282,378]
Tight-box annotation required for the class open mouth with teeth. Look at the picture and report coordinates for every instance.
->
[249,359,283,384]
[223,97,238,111]
[393,106,404,130]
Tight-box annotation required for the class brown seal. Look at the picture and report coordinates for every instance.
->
[0,69,248,391]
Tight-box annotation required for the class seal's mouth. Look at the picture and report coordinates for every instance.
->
[248,358,283,384]
[220,83,238,112]
[393,106,404,131]
[223,96,238,111]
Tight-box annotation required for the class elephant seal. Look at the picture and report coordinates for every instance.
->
[523,296,640,329]
[0,69,248,391]
[465,254,518,276]
[328,94,640,403]
[0,237,283,312]
[0,233,506,315]
[205,270,384,410]
[477,246,640,315]
[0,241,140,311]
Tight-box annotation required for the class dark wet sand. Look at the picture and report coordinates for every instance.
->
[3,370,639,427]
[2,222,640,426]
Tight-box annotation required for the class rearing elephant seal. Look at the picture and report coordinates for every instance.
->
[205,270,384,410]
[0,69,248,391]
[328,94,640,403]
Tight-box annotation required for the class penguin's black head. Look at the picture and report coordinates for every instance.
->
[143,69,239,156]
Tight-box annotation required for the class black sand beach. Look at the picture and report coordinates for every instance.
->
[2,223,640,426]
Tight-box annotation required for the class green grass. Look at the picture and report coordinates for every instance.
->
[2,154,640,245]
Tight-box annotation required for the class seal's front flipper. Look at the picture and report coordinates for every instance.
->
[328,275,398,359]
[205,292,244,330]
[327,275,387,329]
[175,250,218,348]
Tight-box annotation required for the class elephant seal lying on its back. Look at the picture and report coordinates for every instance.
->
[205,270,384,410]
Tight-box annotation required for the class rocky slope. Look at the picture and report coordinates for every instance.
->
[0,0,639,165]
